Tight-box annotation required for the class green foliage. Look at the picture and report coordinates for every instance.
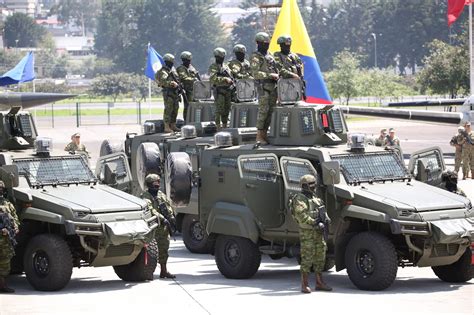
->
[4,13,46,47]
[0,50,23,73]
[416,40,468,98]
[95,0,225,74]
[90,72,159,102]
[33,81,69,93]
[50,0,99,35]
[326,51,361,105]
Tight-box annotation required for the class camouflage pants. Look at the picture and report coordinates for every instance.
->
[214,89,232,126]
[256,85,277,130]
[462,145,474,176]
[155,225,170,265]
[163,92,180,124]
[0,237,14,277]
[299,228,326,274]
[183,87,193,123]
[454,148,462,173]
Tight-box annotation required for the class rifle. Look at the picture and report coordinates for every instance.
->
[169,69,189,104]
[314,205,329,241]
[295,61,306,101]
[218,65,236,93]
[460,130,473,145]
[158,201,176,238]
[0,212,17,247]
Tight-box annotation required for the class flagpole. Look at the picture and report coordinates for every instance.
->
[148,78,152,119]
[470,4,473,94]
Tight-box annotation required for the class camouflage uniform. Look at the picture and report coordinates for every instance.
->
[209,63,234,127]
[250,51,278,130]
[292,192,327,274]
[450,132,463,173]
[383,136,400,148]
[176,64,199,122]
[64,142,87,152]
[228,59,253,79]
[156,66,180,124]
[140,190,175,265]
[0,199,19,278]
[273,51,303,79]
[459,130,474,178]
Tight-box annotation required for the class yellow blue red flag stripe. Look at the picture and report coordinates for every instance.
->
[270,0,332,104]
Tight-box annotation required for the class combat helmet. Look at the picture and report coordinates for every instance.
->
[458,126,465,132]
[233,44,247,53]
[299,174,316,186]
[277,35,292,45]
[180,51,192,60]
[255,32,270,43]
[0,180,4,189]
[145,173,160,188]
[163,53,175,63]
[213,47,226,58]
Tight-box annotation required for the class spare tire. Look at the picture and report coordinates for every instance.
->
[100,139,124,157]
[136,142,161,191]
[165,152,192,207]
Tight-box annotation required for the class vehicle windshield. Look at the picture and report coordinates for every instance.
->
[331,152,410,184]
[14,155,97,187]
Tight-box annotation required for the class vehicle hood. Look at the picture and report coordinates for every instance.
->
[351,181,469,212]
[23,184,146,213]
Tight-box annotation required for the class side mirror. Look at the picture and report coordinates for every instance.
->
[103,163,118,187]
[321,161,341,185]
[416,159,428,182]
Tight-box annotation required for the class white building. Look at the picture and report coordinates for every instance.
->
[4,0,37,17]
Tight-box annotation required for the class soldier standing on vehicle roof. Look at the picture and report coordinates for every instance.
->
[274,35,304,80]
[209,47,234,129]
[291,175,332,294]
[177,51,200,123]
[229,44,253,80]
[450,126,464,175]
[141,174,176,279]
[0,180,20,293]
[155,53,181,133]
[251,32,279,145]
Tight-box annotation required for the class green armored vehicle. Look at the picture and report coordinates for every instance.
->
[169,97,473,291]
[0,104,159,291]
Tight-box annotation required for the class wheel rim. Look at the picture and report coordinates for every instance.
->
[356,249,375,276]
[224,239,241,266]
[33,250,50,278]
[191,221,204,242]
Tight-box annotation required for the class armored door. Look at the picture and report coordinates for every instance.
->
[95,152,133,193]
[408,146,445,187]
[237,154,284,228]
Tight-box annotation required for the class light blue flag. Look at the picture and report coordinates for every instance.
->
[0,51,35,86]
[145,45,164,80]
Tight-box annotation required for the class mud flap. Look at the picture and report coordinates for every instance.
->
[430,219,473,244]
[104,220,152,245]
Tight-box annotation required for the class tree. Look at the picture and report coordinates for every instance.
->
[50,0,99,35]
[325,51,361,105]
[4,13,46,47]
[91,73,134,102]
[416,40,468,98]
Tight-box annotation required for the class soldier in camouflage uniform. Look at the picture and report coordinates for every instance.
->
[64,132,87,153]
[450,126,464,174]
[155,53,181,133]
[460,122,474,179]
[209,48,234,129]
[177,51,200,123]
[0,180,20,293]
[229,44,253,80]
[251,32,279,144]
[291,175,332,294]
[274,35,304,80]
[141,174,176,279]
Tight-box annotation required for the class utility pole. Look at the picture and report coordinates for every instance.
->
[371,33,377,68]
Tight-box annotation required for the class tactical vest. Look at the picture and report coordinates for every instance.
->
[252,52,278,81]
[292,193,324,229]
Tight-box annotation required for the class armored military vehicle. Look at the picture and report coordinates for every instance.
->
[165,81,473,291]
[1,96,160,291]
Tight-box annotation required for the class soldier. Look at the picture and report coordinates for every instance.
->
[209,47,234,129]
[229,44,253,79]
[155,53,181,133]
[375,128,388,147]
[450,126,464,174]
[141,174,176,279]
[251,32,279,144]
[383,128,400,148]
[291,174,332,294]
[460,122,474,179]
[177,51,200,123]
[64,132,87,152]
[0,180,20,293]
[274,35,304,80]
[441,171,466,197]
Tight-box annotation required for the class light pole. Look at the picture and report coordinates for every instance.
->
[370,33,377,68]
[15,39,19,51]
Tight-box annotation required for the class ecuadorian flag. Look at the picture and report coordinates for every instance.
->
[269,0,332,104]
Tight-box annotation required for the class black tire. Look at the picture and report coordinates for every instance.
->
[345,232,398,291]
[136,142,161,191]
[182,214,213,254]
[165,152,192,207]
[215,235,261,279]
[23,234,73,291]
[432,247,472,283]
[113,240,159,282]
[100,139,124,157]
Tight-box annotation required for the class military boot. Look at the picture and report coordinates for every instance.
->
[164,123,173,133]
[262,128,269,142]
[170,123,180,132]
[0,277,15,294]
[159,263,176,279]
[256,130,268,145]
[315,273,332,291]
[301,273,311,293]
